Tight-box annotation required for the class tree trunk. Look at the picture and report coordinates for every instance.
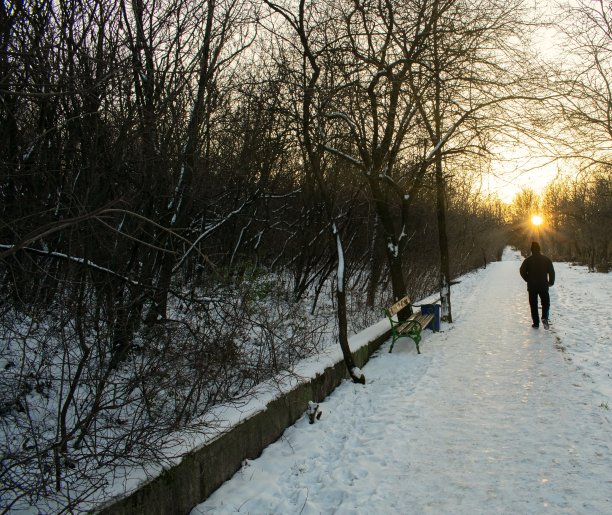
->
[366,176,408,302]
[433,1,452,323]
[334,230,365,384]
[263,0,365,384]
[435,154,453,322]
[366,216,381,308]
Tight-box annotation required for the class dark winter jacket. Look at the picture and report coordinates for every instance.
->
[520,249,555,292]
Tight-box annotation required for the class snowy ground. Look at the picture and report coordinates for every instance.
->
[192,248,612,514]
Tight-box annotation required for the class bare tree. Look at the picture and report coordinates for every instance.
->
[411,0,538,320]
[318,0,438,304]
[0,0,549,511]
[262,0,365,384]
[542,170,611,268]
[552,0,612,168]
[0,0,328,511]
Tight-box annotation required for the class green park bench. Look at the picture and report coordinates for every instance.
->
[384,296,438,354]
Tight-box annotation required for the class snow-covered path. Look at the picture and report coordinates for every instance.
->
[193,251,612,514]
[401,256,611,513]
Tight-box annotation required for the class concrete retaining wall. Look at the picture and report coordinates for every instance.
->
[98,328,391,515]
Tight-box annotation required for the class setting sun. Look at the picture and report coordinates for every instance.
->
[531,215,544,226]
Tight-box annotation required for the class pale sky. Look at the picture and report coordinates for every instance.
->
[484,162,560,203]
[483,0,571,204]
[485,146,564,203]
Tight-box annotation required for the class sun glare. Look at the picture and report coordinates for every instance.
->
[531,215,544,226]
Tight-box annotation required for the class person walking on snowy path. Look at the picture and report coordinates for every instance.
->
[520,241,555,329]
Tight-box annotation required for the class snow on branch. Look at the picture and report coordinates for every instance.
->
[398,226,416,245]
[0,204,115,260]
[94,209,218,271]
[0,243,143,286]
[322,145,364,168]
[173,195,256,272]
[263,190,301,199]
[324,111,359,132]
[371,68,388,83]
[333,224,345,293]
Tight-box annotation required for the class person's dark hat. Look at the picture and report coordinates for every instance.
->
[531,241,541,253]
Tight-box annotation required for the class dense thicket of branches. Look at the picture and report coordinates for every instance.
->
[542,170,611,269]
[505,170,611,270]
[503,0,612,268]
[0,0,530,511]
[546,0,612,269]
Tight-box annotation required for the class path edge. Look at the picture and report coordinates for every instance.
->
[96,328,391,515]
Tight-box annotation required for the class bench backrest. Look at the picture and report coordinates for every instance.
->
[387,296,411,316]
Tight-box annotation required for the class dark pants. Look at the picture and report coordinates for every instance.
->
[528,288,550,325]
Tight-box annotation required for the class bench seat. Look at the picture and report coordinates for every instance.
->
[384,297,437,354]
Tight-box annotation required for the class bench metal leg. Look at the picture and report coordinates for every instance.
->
[388,332,421,354]
[413,334,421,354]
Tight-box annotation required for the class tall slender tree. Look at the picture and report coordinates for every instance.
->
[263,0,365,383]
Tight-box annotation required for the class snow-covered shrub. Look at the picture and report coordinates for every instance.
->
[0,273,334,513]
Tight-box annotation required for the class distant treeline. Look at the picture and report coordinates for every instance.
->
[508,169,611,270]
